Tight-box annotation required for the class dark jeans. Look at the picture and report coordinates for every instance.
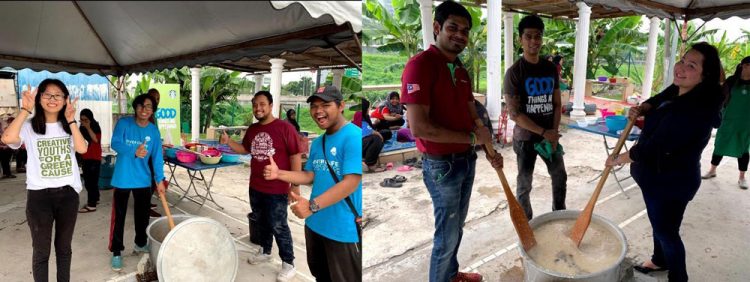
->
[642,188,691,282]
[249,189,294,264]
[81,159,101,207]
[513,140,567,220]
[362,135,384,166]
[711,153,749,171]
[305,226,361,282]
[16,147,27,171]
[375,119,405,130]
[26,186,79,282]
[422,151,477,282]
[0,148,12,176]
[109,187,151,256]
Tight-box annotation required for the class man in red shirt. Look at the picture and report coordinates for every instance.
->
[401,2,502,282]
[221,91,301,282]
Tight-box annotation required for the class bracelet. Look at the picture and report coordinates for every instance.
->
[68,120,77,125]
[22,108,32,115]
[469,132,476,146]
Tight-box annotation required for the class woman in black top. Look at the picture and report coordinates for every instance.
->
[286,109,301,133]
[607,42,723,282]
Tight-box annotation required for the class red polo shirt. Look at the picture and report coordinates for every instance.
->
[400,45,474,155]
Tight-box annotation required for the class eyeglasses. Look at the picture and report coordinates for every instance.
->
[41,93,64,101]
[137,105,154,112]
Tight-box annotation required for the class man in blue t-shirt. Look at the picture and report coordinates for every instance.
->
[264,85,362,281]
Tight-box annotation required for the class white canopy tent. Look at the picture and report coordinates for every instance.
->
[0,1,361,141]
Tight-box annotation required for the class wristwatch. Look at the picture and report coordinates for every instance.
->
[309,199,320,213]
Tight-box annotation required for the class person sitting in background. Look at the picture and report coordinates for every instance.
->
[286,109,301,133]
[361,99,387,173]
[375,91,406,130]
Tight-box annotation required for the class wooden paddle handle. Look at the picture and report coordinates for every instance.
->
[570,118,635,247]
[159,180,175,230]
[474,119,537,251]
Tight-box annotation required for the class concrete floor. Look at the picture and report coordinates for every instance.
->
[362,127,750,282]
[0,167,316,282]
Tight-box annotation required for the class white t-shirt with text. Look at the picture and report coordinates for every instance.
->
[9,121,82,193]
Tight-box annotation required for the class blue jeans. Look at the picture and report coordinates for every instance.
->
[250,189,295,265]
[422,152,477,282]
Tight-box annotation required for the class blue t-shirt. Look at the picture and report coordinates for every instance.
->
[111,117,165,188]
[304,123,363,243]
[362,121,373,137]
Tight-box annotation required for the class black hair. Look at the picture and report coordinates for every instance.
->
[132,94,157,112]
[434,1,472,38]
[79,108,101,142]
[253,90,273,104]
[30,79,72,135]
[362,98,374,129]
[552,55,563,66]
[518,14,544,35]
[690,42,722,88]
[388,91,400,101]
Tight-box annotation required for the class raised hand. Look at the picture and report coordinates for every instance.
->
[64,96,79,122]
[21,83,36,113]
[136,141,148,158]
[263,153,279,180]
[288,191,312,219]
[220,131,230,144]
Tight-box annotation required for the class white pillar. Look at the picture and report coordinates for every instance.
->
[332,69,344,90]
[486,0,502,131]
[190,67,201,142]
[642,17,660,100]
[571,2,592,119]
[418,0,435,49]
[663,19,678,89]
[503,12,515,73]
[269,58,285,118]
[254,74,264,93]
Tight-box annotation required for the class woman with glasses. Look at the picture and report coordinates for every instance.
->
[1,79,87,282]
[108,94,166,271]
[77,109,102,213]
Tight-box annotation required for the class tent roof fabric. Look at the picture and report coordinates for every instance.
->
[0,1,361,75]
[502,0,750,20]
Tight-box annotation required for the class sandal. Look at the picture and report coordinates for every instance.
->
[701,172,717,179]
[391,175,407,183]
[633,264,668,274]
[380,178,403,188]
[78,206,97,213]
[414,160,423,169]
[366,164,386,173]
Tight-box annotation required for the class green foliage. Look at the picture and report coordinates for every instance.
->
[363,53,409,86]
[364,0,423,57]
[460,6,487,91]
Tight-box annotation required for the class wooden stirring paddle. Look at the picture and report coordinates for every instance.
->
[158,180,176,230]
[474,120,537,251]
[569,118,635,247]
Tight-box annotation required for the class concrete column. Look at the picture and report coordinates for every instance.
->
[642,17,660,100]
[571,2,592,119]
[663,19,678,89]
[332,69,345,90]
[485,0,502,131]
[418,0,435,49]
[254,74,264,93]
[190,67,200,142]
[503,12,514,73]
[269,58,286,118]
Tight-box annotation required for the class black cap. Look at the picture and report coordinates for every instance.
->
[307,85,343,103]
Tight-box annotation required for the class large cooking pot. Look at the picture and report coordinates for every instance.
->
[518,210,628,282]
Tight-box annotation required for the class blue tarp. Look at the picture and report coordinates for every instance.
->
[16,69,109,101]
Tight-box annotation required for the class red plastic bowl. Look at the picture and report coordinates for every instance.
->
[202,148,221,157]
[176,151,197,163]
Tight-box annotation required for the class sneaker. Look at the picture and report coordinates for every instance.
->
[134,242,150,253]
[246,251,272,265]
[701,172,717,179]
[149,209,162,218]
[276,262,296,282]
[451,272,483,282]
[740,179,748,190]
[111,255,123,271]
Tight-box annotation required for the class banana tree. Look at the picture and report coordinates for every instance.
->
[460,6,487,92]
[588,16,647,79]
[364,0,423,57]
[194,68,251,133]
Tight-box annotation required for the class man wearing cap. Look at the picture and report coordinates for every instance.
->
[263,85,362,281]
[401,2,502,282]
[221,91,301,282]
